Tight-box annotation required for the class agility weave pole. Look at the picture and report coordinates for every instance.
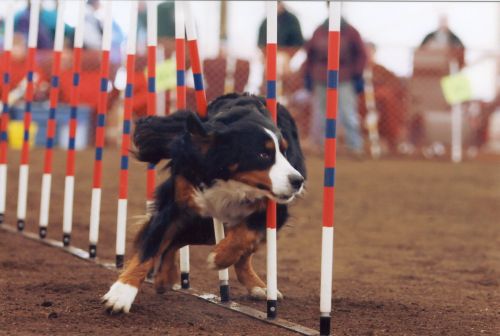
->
[174,2,191,290]
[145,2,157,210]
[265,0,279,320]
[115,2,139,269]
[183,2,230,302]
[38,0,66,239]
[0,1,15,224]
[89,1,113,258]
[319,2,341,335]
[62,0,86,246]
[16,0,41,232]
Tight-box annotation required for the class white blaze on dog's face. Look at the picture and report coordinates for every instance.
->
[264,129,304,203]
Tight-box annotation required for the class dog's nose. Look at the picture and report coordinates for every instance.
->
[289,175,304,191]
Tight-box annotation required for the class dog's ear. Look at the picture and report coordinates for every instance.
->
[186,113,208,138]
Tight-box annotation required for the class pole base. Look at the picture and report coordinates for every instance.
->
[267,299,277,319]
[39,227,47,239]
[62,233,70,247]
[116,254,124,269]
[17,219,25,232]
[181,272,190,289]
[220,284,230,302]
[89,244,97,258]
[320,315,331,336]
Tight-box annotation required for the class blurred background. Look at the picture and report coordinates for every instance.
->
[0,0,499,160]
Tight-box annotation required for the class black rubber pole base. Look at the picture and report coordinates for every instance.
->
[0,213,4,224]
[267,300,277,319]
[116,255,124,269]
[320,315,331,336]
[181,272,190,289]
[17,219,25,232]
[39,227,47,239]
[220,284,230,302]
[89,244,97,258]
[62,234,70,247]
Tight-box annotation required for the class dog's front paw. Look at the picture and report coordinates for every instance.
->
[102,281,138,314]
[249,287,284,301]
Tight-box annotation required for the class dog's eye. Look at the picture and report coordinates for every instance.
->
[258,152,271,160]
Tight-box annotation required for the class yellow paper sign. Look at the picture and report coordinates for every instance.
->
[146,59,176,91]
[440,73,472,105]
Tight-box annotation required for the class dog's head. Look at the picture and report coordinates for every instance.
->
[176,102,304,204]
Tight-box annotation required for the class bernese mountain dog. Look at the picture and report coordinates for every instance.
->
[102,92,306,313]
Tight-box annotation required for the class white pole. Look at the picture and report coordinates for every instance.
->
[62,0,85,246]
[17,0,41,231]
[266,0,278,319]
[88,0,112,258]
[39,0,66,238]
[175,1,190,289]
[115,1,138,268]
[0,1,15,222]
[213,218,229,301]
[320,2,341,335]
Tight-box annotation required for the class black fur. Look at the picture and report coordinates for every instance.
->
[133,93,306,262]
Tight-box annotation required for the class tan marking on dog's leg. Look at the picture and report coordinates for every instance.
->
[154,247,180,293]
[208,225,262,270]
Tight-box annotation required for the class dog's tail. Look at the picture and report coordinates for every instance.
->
[133,110,196,164]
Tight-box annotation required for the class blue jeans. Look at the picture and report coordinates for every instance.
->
[310,82,363,152]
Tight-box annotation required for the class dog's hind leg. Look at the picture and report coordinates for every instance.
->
[102,254,154,313]
[153,246,180,294]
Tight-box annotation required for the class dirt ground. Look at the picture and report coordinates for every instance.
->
[1,148,499,335]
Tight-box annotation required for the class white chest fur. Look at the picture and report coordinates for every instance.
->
[192,179,267,226]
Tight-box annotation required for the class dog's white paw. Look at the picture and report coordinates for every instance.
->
[207,252,217,270]
[249,287,284,300]
[102,281,138,313]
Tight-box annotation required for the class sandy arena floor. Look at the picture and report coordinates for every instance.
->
[1,148,499,335]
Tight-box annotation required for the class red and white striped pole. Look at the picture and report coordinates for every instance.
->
[115,1,138,268]
[38,0,66,239]
[320,2,341,335]
[88,1,112,258]
[0,1,15,224]
[265,0,278,320]
[184,2,207,118]
[145,2,157,210]
[16,0,41,232]
[175,2,190,290]
[62,0,85,246]
[184,2,230,301]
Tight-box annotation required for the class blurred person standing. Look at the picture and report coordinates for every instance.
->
[420,15,464,50]
[303,16,367,155]
[257,1,304,56]
[420,14,465,67]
